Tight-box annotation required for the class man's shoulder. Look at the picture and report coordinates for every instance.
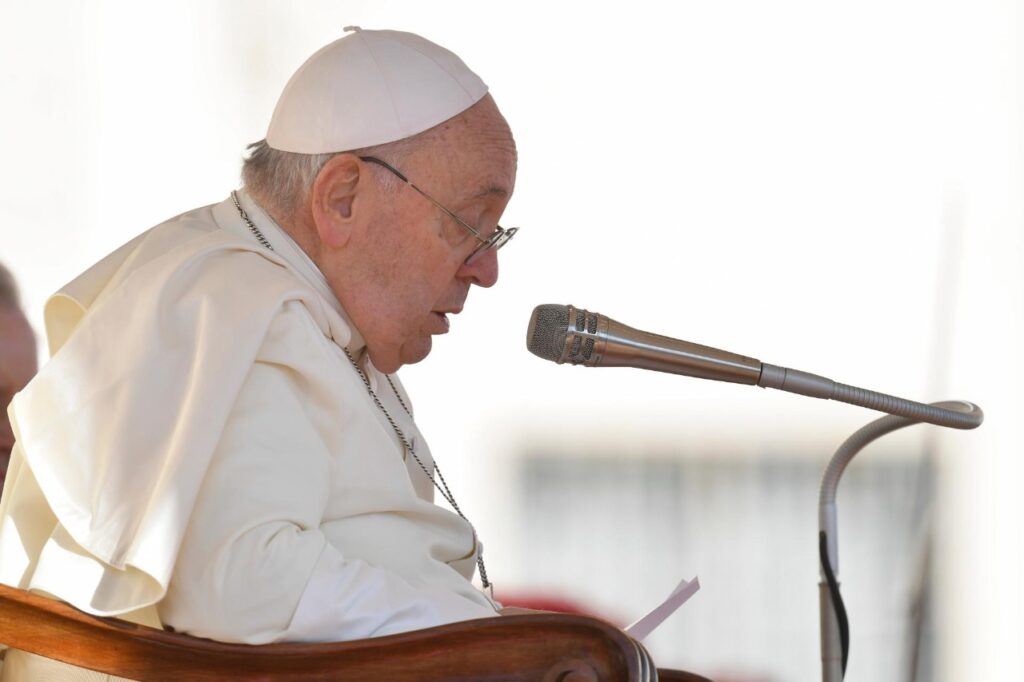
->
[134,199,267,274]
[70,198,296,307]
[45,197,315,355]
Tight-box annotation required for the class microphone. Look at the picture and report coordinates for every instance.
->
[526,303,982,430]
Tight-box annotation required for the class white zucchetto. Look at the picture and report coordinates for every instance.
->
[266,26,488,154]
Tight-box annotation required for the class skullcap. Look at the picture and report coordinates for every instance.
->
[266,26,488,154]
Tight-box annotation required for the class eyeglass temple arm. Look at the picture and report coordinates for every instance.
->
[358,156,486,241]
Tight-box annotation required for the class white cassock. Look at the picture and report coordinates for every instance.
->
[0,191,499,679]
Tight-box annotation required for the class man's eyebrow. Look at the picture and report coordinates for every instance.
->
[472,186,509,199]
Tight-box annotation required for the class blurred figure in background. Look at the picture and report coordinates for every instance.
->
[0,263,36,488]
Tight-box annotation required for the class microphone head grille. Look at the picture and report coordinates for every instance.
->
[571,309,598,363]
[526,304,570,362]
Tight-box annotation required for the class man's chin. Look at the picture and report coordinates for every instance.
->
[399,337,433,368]
[366,337,432,374]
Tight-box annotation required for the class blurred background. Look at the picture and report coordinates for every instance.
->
[1,1,1020,680]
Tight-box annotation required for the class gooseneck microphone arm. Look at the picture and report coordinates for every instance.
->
[526,304,984,681]
[817,400,981,681]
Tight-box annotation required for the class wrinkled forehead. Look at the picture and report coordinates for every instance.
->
[450,97,516,157]
[424,93,514,156]
[456,139,517,200]
[427,111,518,201]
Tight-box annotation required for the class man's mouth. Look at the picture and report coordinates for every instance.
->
[431,311,451,332]
[431,302,464,333]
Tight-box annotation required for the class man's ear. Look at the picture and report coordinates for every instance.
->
[310,154,365,249]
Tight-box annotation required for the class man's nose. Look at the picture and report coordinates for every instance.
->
[458,248,499,288]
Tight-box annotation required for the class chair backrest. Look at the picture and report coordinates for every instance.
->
[0,583,710,681]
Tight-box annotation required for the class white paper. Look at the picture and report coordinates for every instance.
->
[624,575,700,641]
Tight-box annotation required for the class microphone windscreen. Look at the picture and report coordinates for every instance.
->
[527,304,570,362]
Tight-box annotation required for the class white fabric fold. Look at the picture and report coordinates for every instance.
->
[0,195,498,637]
[11,218,316,614]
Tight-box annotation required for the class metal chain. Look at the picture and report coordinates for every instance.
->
[384,374,412,416]
[232,191,491,593]
[346,349,491,592]
[386,371,482,565]
[231,191,275,251]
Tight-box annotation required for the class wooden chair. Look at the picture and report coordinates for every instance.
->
[0,584,711,681]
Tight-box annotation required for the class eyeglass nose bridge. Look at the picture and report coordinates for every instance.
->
[464,226,518,265]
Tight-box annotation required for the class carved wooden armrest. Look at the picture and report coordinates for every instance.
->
[0,583,711,681]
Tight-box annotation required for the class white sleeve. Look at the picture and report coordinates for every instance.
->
[158,335,497,644]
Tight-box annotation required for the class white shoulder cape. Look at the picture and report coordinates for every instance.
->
[1,200,354,616]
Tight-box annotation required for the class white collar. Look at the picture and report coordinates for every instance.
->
[226,189,367,355]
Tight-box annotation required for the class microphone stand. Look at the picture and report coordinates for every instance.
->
[817,400,982,682]
[754,361,983,680]
[524,304,985,680]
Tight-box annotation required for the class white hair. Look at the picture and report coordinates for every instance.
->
[240,134,432,223]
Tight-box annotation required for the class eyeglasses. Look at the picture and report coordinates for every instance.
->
[359,156,518,265]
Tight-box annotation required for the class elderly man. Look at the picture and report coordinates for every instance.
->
[0,27,519,678]
[0,264,37,488]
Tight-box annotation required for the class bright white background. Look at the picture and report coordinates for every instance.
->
[0,1,1020,680]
